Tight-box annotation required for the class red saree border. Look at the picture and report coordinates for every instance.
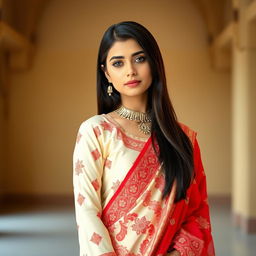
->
[179,123,197,145]
[173,228,204,255]
[102,136,161,227]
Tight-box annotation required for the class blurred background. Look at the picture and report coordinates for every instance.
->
[0,0,255,255]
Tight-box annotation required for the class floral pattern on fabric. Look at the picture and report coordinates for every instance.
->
[94,126,102,137]
[155,174,165,192]
[173,228,204,256]
[100,121,115,133]
[77,193,85,206]
[75,159,84,176]
[91,148,101,161]
[142,190,162,221]
[196,216,210,230]
[104,158,112,169]
[132,216,151,235]
[90,232,103,245]
[92,179,100,191]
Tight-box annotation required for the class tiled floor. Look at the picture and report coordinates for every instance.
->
[0,203,256,256]
[0,205,79,256]
[210,202,256,256]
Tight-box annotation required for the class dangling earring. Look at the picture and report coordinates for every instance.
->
[107,83,113,96]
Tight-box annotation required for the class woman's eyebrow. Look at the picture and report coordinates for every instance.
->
[109,50,144,62]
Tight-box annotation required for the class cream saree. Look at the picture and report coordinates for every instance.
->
[73,114,215,256]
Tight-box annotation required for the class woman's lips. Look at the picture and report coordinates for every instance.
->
[124,80,141,87]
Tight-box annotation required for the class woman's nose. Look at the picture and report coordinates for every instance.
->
[126,63,137,77]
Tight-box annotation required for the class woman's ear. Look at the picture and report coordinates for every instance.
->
[101,64,111,83]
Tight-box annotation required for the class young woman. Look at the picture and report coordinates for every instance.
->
[73,21,215,256]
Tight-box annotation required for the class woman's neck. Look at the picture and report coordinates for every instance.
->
[120,95,148,113]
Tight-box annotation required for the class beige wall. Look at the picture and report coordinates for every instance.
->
[6,0,231,196]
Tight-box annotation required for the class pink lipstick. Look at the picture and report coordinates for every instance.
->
[124,80,141,87]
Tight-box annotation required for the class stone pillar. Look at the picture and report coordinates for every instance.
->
[232,0,256,233]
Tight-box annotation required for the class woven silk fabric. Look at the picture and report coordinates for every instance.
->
[73,114,215,256]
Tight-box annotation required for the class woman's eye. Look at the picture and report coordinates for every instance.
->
[112,61,123,67]
[135,56,146,63]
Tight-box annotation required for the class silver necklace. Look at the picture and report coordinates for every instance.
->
[115,105,151,135]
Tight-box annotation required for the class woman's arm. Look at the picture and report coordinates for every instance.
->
[73,120,117,256]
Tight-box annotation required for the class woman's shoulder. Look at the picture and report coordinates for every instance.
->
[77,114,106,131]
[83,114,105,124]
[179,122,197,145]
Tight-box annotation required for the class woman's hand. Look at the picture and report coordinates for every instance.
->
[166,250,181,256]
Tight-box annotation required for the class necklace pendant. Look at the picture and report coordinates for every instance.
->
[138,122,151,135]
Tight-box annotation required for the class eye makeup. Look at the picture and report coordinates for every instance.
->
[111,54,147,67]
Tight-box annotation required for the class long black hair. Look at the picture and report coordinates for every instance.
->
[96,21,194,202]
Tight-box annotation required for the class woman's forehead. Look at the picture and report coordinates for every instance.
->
[107,39,143,59]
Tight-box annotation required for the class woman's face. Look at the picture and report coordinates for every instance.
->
[104,38,152,100]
